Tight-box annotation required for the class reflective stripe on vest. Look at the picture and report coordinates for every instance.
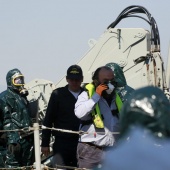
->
[85,83,104,128]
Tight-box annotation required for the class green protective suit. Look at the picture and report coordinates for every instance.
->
[105,62,134,103]
[119,86,170,139]
[0,101,6,168]
[0,68,34,169]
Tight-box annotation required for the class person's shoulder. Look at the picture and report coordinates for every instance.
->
[80,86,86,92]
[52,86,67,95]
[78,89,88,98]
[124,85,135,95]
[0,91,9,107]
[53,86,65,91]
[0,90,8,99]
[81,83,91,91]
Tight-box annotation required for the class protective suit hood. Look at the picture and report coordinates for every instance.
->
[6,68,24,91]
[106,62,134,103]
[105,62,126,87]
[120,86,170,139]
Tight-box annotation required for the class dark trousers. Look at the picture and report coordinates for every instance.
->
[77,142,104,169]
[52,138,78,170]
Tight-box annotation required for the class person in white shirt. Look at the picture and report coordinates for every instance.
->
[75,66,122,169]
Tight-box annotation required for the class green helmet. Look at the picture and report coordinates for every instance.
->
[120,86,170,139]
[6,68,25,92]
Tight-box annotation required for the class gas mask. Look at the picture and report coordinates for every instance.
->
[12,75,29,97]
[19,86,29,97]
[106,82,115,94]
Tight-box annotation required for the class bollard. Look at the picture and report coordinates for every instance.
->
[33,123,41,170]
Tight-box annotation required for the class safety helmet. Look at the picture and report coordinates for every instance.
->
[6,68,25,92]
[120,86,170,139]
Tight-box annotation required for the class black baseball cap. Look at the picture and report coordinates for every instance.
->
[66,65,83,79]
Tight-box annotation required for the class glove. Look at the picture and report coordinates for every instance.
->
[96,84,108,96]
[8,143,21,154]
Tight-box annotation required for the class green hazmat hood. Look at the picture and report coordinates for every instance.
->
[120,86,170,139]
[105,62,126,87]
[106,62,134,103]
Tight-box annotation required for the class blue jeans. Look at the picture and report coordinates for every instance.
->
[77,142,104,169]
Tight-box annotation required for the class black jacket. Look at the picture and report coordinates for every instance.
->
[41,85,83,147]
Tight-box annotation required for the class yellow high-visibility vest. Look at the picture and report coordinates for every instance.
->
[85,83,104,128]
[85,83,123,128]
[115,92,123,112]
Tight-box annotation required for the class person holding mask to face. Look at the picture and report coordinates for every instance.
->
[75,66,123,169]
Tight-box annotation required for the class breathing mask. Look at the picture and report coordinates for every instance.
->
[106,82,115,94]
[12,74,29,97]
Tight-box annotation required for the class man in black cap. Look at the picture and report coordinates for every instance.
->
[41,65,84,169]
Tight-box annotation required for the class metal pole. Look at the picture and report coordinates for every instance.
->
[166,41,170,89]
[33,123,41,170]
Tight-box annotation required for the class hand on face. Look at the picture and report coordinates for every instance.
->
[96,83,108,96]
[95,68,115,96]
